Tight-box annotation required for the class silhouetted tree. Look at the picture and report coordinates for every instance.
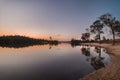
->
[71,38,81,47]
[100,13,120,45]
[90,20,104,43]
[81,33,90,41]
[114,20,120,37]
[49,36,52,40]
[94,34,99,41]
[102,36,106,41]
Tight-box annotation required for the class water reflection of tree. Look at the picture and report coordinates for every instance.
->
[81,46,105,70]
[81,47,90,56]
[94,47,104,59]
[49,46,52,49]
[49,43,59,50]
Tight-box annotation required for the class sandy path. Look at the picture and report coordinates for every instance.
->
[80,43,120,80]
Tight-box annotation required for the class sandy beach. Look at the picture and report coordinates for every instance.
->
[81,43,120,80]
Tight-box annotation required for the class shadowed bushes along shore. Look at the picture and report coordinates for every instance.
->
[0,35,59,48]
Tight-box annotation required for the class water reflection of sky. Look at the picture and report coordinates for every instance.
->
[0,44,110,80]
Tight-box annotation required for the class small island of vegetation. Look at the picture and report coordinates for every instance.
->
[0,35,59,48]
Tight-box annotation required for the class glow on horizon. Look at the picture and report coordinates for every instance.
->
[0,25,72,41]
[0,0,120,41]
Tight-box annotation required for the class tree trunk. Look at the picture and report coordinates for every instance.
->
[112,30,115,45]
[99,33,101,44]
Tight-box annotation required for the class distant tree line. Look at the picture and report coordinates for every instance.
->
[0,35,59,48]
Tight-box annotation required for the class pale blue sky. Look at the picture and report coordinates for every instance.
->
[0,0,120,40]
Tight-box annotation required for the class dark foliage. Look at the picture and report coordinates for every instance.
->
[0,35,59,48]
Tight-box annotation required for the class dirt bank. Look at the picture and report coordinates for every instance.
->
[80,43,120,80]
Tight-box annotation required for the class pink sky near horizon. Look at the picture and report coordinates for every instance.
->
[0,0,120,41]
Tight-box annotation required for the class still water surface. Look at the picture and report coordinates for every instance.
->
[0,44,110,80]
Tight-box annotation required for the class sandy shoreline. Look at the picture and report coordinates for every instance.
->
[80,43,120,80]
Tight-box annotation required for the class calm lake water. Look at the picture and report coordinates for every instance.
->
[0,44,110,80]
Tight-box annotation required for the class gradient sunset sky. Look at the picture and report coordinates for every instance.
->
[0,0,120,40]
